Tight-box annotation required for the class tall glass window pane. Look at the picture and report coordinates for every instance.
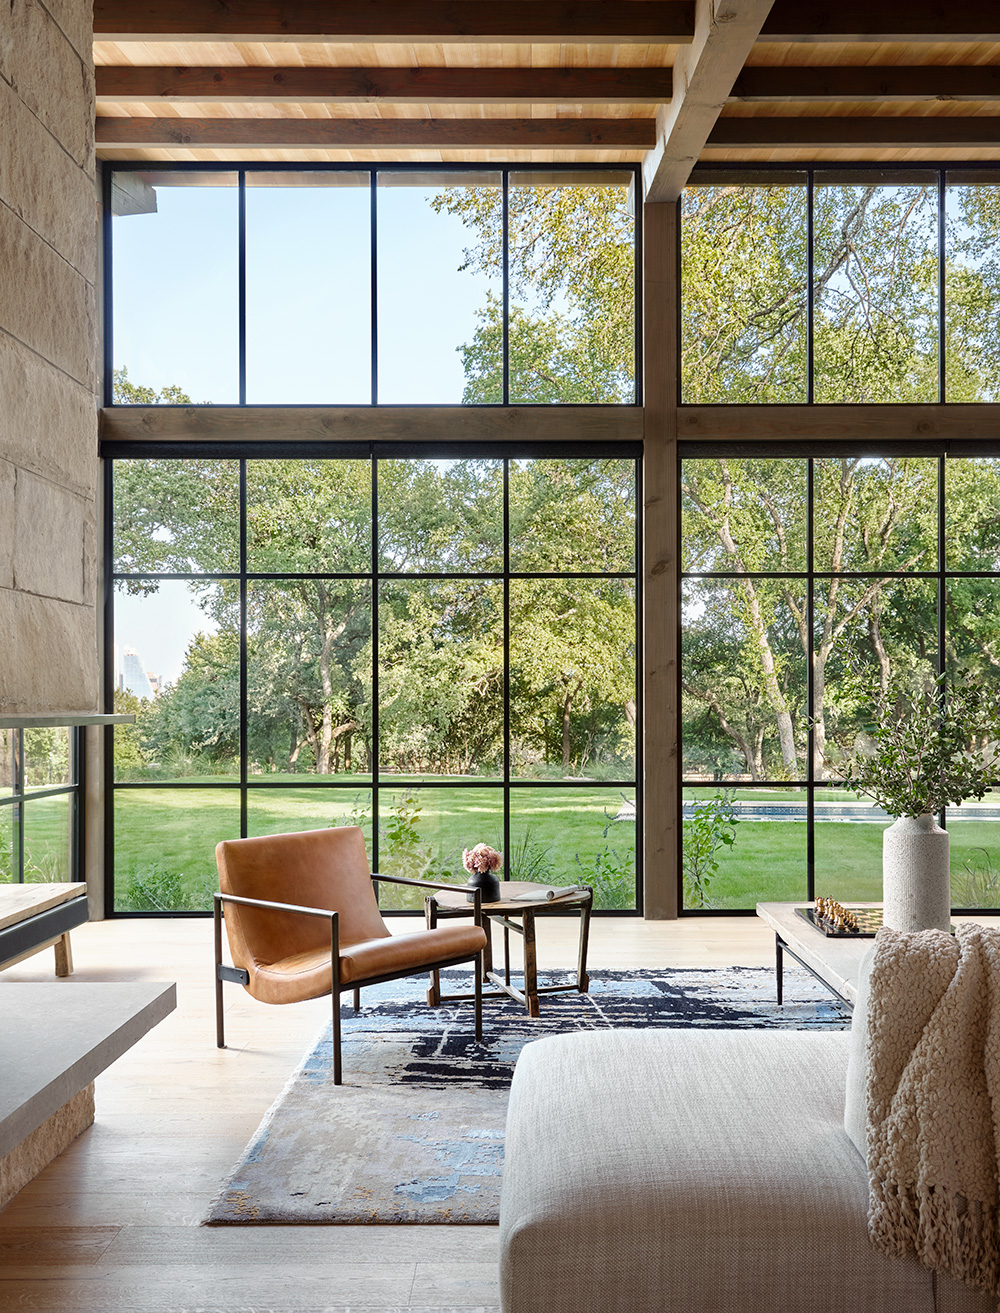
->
[247,581,372,779]
[945,176,1000,403]
[946,457,1000,571]
[813,456,937,573]
[23,794,71,883]
[23,729,70,791]
[114,580,238,781]
[0,805,14,883]
[681,178,808,403]
[512,787,636,910]
[682,578,806,784]
[508,173,635,404]
[813,788,888,902]
[682,457,807,573]
[511,579,635,781]
[114,459,239,575]
[377,458,503,574]
[682,786,807,910]
[112,172,238,404]
[114,790,239,912]
[376,784,498,910]
[379,580,503,780]
[247,459,372,575]
[245,172,371,404]
[376,172,502,404]
[813,175,938,403]
[949,792,1000,909]
[510,458,635,574]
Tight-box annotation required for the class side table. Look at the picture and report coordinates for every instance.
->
[425,881,593,1018]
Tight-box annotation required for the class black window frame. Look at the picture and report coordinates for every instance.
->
[103,440,643,918]
[102,162,644,409]
[678,438,1000,916]
[681,163,1000,407]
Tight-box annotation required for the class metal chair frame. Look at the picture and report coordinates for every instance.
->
[214,872,484,1084]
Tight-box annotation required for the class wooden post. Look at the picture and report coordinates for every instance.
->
[642,201,681,919]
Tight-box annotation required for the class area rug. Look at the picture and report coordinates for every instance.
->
[205,965,848,1226]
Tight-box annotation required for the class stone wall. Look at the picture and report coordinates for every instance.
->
[0,0,97,711]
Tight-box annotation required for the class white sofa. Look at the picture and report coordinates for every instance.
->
[499,1023,993,1313]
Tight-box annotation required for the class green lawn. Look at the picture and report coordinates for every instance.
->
[692,819,1000,910]
[112,782,637,912]
[14,786,997,917]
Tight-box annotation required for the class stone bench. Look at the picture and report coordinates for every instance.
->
[0,882,89,975]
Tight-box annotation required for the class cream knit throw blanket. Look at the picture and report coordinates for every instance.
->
[867,923,1000,1296]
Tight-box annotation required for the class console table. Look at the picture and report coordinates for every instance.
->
[755,901,881,1011]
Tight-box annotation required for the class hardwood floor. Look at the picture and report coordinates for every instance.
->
[0,913,775,1312]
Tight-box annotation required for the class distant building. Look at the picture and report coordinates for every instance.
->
[119,646,155,701]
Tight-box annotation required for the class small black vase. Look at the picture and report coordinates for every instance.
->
[465,869,502,904]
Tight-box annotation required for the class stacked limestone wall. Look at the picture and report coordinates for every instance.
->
[0,0,97,711]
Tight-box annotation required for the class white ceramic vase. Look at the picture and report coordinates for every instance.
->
[882,813,951,933]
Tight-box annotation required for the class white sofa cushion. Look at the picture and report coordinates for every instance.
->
[843,943,876,1160]
[500,1028,992,1313]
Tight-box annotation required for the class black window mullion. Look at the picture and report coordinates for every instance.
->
[370,172,378,406]
[239,458,248,838]
[938,454,948,837]
[371,450,380,871]
[806,457,815,902]
[938,170,946,404]
[806,169,815,404]
[503,457,511,869]
[238,171,247,405]
[502,172,510,406]
[15,730,24,884]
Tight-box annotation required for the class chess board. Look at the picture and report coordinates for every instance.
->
[795,906,882,938]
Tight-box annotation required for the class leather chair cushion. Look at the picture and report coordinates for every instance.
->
[246,923,488,1005]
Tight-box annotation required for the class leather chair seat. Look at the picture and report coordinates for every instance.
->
[248,924,487,1005]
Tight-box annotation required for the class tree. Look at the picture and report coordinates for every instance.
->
[433,183,635,402]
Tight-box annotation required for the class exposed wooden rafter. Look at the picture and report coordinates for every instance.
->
[759,1,1000,42]
[642,0,775,203]
[95,65,673,104]
[92,0,695,43]
[95,116,657,149]
[708,117,1000,148]
[730,66,1000,103]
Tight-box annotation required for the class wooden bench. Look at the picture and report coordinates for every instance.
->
[0,883,89,976]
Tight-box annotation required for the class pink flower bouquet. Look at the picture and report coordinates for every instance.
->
[463,843,503,875]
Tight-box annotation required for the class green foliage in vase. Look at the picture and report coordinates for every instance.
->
[833,672,1000,818]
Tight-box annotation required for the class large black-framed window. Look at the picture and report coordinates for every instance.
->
[681,165,1000,405]
[104,163,641,409]
[1,726,83,885]
[105,442,641,916]
[680,442,1000,914]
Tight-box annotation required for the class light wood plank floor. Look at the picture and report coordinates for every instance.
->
[0,914,775,1313]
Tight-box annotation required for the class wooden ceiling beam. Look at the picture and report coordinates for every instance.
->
[92,1,695,43]
[731,66,1000,102]
[643,0,775,203]
[95,65,673,104]
[708,116,1000,147]
[95,115,657,149]
[759,1,1000,42]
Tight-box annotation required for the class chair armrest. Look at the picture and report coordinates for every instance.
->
[214,891,338,921]
[370,872,474,895]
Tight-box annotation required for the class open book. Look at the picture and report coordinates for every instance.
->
[508,885,586,903]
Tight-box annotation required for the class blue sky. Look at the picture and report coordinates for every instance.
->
[112,175,499,405]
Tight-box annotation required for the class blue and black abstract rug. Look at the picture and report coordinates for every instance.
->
[206,966,849,1225]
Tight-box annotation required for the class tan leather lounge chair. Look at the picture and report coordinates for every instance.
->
[214,825,487,1083]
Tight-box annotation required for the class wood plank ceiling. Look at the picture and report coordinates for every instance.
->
[92,1,1000,197]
